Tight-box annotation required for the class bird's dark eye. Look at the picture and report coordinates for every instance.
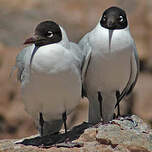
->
[103,15,107,22]
[47,31,53,38]
[119,16,124,22]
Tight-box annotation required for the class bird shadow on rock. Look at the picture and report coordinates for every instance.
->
[17,122,92,148]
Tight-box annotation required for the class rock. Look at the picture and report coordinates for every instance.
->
[0,115,151,152]
[0,0,152,140]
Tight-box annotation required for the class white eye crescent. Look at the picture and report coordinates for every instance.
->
[103,15,107,21]
[48,31,53,38]
[120,16,123,22]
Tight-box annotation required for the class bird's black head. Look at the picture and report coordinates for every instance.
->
[100,6,128,30]
[24,21,62,46]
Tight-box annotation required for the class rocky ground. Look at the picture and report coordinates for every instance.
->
[0,0,152,140]
[0,115,151,152]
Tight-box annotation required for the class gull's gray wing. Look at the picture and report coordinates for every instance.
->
[69,41,92,97]
[15,45,34,82]
[79,34,92,97]
[81,48,91,97]
[126,45,140,95]
[115,44,139,107]
[81,48,91,85]
[69,42,83,70]
[16,47,28,81]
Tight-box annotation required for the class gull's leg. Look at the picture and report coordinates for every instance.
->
[54,112,84,148]
[98,91,103,118]
[39,112,44,136]
[62,112,67,134]
[116,91,121,118]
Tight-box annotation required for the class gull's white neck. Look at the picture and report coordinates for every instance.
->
[89,23,132,53]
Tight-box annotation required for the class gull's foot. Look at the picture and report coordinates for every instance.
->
[122,116,137,126]
[114,116,138,127]
[118,116,133,122]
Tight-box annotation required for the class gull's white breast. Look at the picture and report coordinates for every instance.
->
[22,44,81,121]
[85,25,134,93]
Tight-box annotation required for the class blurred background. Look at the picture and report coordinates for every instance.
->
[0,0,152,139]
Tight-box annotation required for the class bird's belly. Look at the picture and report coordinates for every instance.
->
[86,51,131,93]
[22,71,81,121]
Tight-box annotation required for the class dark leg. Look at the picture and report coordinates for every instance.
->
[113,113,116,119]
[62,112,67,134]
[117,104,120,117]
[39,112,44,136]
[98,91,103,118]
[116,91,121,118]
[54,113,85,147]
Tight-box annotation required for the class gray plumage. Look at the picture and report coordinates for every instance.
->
[79,7,139,124]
